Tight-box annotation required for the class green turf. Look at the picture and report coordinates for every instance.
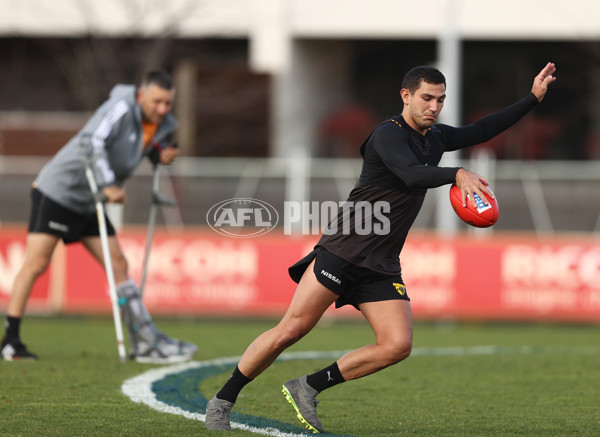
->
[1,316,599,436]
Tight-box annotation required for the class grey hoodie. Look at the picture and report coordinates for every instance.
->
[35,84,178,214]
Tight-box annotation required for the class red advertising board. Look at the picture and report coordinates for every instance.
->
[1,226,599,322]
[402,235,600,322]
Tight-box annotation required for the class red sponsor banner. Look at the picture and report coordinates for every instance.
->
[65,230,320,316]
[403,234,600,322]
[1,227,599,322]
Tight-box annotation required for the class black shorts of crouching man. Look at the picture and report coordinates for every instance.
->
[28,188,115,244]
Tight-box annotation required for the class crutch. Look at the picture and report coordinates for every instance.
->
[139,161,177,297]
[84,165,128,362]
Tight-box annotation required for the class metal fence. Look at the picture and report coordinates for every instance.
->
[2,155,600,236]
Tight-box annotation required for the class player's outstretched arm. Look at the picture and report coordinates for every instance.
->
[531,62,557,102]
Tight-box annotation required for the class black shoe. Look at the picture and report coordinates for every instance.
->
[1,338,38,361]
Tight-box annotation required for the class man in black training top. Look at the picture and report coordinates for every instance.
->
[205,62,557,433]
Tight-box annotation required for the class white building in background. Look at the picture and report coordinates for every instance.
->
[2,0,599,158]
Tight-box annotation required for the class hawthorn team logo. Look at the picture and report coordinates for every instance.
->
[393,282,406,296]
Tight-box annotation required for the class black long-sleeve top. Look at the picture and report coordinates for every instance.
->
[317,93,539,275]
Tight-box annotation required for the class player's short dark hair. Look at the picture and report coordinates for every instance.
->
[402,66,446,94]
[141,70,174,90]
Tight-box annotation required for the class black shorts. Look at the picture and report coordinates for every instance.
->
[288,246,409,310]
[28,188,115,244]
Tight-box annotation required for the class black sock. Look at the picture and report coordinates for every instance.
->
[306,361,345,393]
[4,316,21,342]
[215,366,253,404]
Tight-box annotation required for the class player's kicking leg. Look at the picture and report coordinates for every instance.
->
[282,298,413,433]
[205,260,338,431]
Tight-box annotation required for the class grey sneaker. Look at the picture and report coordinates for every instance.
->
[133,330,197,364]
[205,396,234,431]
[134,347,193,364]
[155,330,198,355]
[282,376,324,433]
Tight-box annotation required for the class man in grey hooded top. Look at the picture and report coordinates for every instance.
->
[1,70,197,363]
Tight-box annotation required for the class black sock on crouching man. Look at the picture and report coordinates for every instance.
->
[306,361,345,393]
[4,316,22,342]
[215,366,254,403]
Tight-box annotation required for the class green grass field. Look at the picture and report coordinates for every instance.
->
[1,316,599,436]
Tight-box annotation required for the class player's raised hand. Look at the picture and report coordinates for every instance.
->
[531,62,557,102]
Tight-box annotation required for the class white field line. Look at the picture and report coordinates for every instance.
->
[121,346,599,436]
[121,353,341,436]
